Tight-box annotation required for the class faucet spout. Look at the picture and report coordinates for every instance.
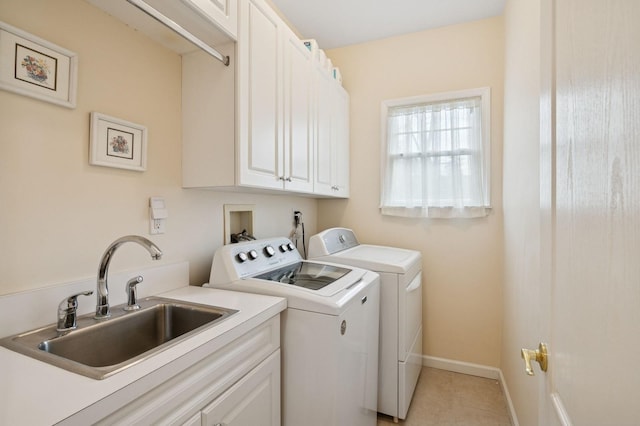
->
[95,235,163,319]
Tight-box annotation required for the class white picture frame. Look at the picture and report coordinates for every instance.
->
[90,112,148,172]
[0,20,78,108]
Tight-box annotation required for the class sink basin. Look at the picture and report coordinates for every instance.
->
[0,297,237,379]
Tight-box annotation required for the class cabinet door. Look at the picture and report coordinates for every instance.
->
[314,68,335,195]
[314,69,350,197]
[332,85,350,197]
[201,349,281,426]
[237,0,283,190]
[183,0,238,39]
[282,26,314,193]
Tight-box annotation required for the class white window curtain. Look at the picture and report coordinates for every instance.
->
[380,90,490,219]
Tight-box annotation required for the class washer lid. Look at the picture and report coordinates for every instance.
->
[254,261,352,293]
[319,244,421,274]
[230,267,374,315]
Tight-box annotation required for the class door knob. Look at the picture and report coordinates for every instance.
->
[521,342,548,376]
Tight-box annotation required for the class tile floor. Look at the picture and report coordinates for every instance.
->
[377,367,513,426]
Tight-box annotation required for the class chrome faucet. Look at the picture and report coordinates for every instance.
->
[95,235,162,319]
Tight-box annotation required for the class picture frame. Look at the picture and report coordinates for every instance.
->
[0,20,78,108]
[90,112,148,172]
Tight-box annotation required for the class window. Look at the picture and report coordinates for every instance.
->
[380,87,491,218]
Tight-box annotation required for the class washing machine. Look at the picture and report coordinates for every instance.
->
[309,228,423,422]
[206,236,380,426]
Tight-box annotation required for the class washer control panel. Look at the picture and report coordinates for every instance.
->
[222,237,302,278]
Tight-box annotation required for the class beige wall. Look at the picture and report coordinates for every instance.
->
[0,0,317,296]
[501,0,541,424]
[321,17,505,366]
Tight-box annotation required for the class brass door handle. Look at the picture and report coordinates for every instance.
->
[521,342,548,376]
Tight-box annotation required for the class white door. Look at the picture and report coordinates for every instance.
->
[538,0,640,424]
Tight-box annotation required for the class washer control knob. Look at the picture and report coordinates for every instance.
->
[248,249,258,260]
[339,234,346,243]
[264,245,276,257]
[236,252,248,263]
[279,244,288,253]
[287,242,296,251]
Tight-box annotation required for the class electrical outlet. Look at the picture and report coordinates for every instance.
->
[149,197,168,235]
[150,218,165,235]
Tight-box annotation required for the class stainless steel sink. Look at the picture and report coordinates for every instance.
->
[0,297,237,379]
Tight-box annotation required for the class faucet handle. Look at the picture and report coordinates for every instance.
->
[57,290,93,332]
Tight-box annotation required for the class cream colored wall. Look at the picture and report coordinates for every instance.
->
[501,0,540,423]
[321,17,505,366]
[0,0,317,296]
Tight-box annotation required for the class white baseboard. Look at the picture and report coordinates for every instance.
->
[422,355,520,426]
[498,368,520,426]
[422,355,500,379]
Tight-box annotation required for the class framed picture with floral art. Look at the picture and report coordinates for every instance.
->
[0,20,77,108]
[90,112,148,172]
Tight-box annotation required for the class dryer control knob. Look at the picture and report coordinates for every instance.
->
[287,242,296,251]
[279,244,288,252]
[236,252,248,263]
[248,249,258,260]
[264,245,276,257]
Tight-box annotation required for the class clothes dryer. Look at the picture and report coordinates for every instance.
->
[309,228,422,422]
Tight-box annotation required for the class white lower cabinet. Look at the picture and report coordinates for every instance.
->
[93,316,281,426]
[200,350,280,426]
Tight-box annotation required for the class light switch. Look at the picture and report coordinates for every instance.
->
[149,197,168,234]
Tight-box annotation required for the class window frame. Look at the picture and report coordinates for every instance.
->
[380,87,492,211]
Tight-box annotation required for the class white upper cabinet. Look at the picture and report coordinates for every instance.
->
[314,66,350,197]
[178,0,346,197]
[237,0,313,193]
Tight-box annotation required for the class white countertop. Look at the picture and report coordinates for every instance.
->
[0,286,286,425]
